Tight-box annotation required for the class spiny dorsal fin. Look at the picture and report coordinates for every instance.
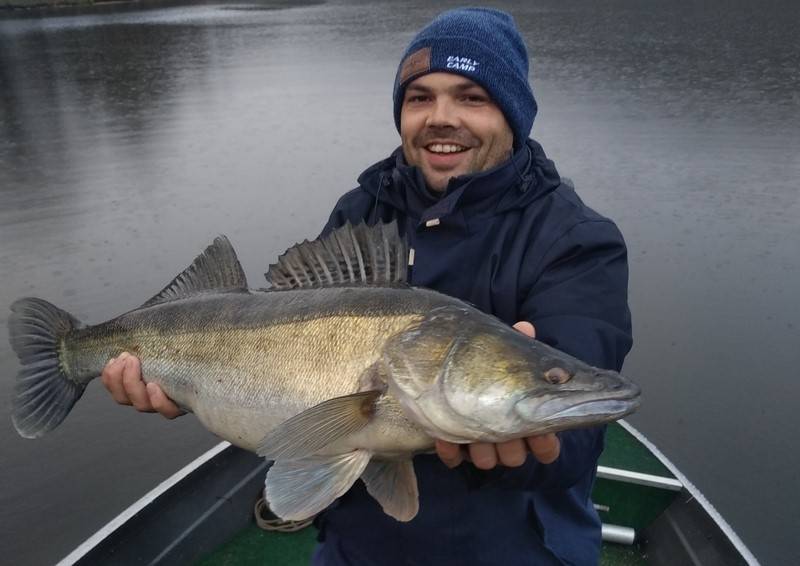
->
[265,221,408,290]
[142,235,248,308]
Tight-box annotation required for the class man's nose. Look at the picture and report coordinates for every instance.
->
[425,98,459,129]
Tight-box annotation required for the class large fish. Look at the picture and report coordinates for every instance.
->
[8,222,640,522]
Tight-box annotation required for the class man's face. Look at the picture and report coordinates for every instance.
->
[400,72,514,192]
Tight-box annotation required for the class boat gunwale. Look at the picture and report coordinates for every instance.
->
[56,420,760,566]
[56,441,232,566]
[617,420,759,566]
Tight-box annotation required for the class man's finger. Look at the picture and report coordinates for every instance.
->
[469,442,498,470]
[102,355,132,406]
[513,321,535,338]
[147,383,186,419]
[435,439,463,469]
[121,356,154,412]
[100,356,115,389]
[496,438,527,467]
[526,433,561,464]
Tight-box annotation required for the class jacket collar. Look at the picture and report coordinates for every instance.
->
[358,139,561,228]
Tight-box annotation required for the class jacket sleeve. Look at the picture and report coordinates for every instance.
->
[493,219,633,491]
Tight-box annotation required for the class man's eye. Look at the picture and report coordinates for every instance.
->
[462,95,487,104]
[406,95,429,103]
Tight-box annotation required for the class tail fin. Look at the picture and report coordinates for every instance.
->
[8,298,85,438]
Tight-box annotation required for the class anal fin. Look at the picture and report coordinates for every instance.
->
[361,459,419,522]
[264,451,371,521]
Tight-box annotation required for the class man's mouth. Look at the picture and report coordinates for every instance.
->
[425,143,469,154]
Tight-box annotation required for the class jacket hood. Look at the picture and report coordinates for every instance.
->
[357,139,562,225]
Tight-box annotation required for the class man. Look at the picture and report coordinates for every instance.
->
[103,8,632,565]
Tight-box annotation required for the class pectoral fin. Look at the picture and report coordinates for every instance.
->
[361,459,419,522]
[264,450,371,521]
[257,390,381,460]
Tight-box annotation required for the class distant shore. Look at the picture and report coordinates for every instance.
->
[1,0,134,9]
[1,0,306,11]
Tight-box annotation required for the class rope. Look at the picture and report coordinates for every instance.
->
[254,497,314,533]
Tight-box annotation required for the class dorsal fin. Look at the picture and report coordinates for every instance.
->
[142,235,249,307]
[265,221,408,290]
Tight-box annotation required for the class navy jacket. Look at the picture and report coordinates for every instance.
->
[314,140,633,566]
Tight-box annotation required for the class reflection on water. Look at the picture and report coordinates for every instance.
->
[1,1,798,564]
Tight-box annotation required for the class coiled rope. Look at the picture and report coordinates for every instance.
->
[254,497,314,532]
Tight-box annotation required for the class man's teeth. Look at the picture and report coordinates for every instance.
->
[427,143,467,154]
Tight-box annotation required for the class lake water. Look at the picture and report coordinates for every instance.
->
[1,1,798,564]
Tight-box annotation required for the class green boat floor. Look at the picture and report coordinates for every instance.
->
[196,524,647,565]
[195,524,317,566]
[600,542,648,566]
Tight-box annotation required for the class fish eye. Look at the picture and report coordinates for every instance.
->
[544,367,572,385]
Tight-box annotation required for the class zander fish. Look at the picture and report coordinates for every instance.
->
[8,222,640,522]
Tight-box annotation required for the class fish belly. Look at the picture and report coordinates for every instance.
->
[136,310,425,452]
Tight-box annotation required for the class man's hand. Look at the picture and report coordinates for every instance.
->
[101,352,185,419]
[435,321,561,469]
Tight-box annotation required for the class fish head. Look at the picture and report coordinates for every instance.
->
[384,304,640,442]
[509,343,641,435]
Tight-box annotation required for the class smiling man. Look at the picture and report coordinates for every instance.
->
[102,8,632,566]
[316,8,632,566]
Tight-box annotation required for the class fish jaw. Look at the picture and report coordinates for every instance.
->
[513,377,641,435]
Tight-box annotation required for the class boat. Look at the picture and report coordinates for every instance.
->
[56,420,758,565]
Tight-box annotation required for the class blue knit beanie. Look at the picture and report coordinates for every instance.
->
[393,8,537,148]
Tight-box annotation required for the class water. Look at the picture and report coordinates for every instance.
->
[1,1,798,564]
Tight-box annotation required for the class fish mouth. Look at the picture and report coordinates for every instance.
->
[516,387,641,427]
[544,398,639,420]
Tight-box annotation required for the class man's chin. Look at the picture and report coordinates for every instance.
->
[421,172,452,192]
[420,165,471,192]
